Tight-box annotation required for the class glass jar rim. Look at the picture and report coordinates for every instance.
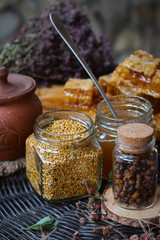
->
[96,95,153,122]
[34,109,94,142]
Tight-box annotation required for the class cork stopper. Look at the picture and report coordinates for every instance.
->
[117,123,154,154]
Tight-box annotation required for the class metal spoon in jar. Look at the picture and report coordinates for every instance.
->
[49,13,118,119]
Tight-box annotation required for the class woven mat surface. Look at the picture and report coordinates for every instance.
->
[0,170,144,240]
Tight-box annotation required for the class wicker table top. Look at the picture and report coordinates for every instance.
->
[0,169,144,240]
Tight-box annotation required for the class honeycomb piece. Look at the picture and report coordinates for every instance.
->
[64,78,94,108]
[123,50,160,77]
[98,74,122,97]
[139,93,160,114]
[155,113,160,140]
[105,50,160,98]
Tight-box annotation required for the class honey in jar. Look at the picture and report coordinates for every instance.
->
[95,95,155,180]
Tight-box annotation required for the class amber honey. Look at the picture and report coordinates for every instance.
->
[95,95,155,180]
[99,140,115,180]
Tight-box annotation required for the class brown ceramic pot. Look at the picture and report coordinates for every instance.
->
[0,65,42,160]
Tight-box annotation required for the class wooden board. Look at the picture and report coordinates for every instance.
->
[0,157,25,176]
[35,85,160,139]
[101,186,160,227]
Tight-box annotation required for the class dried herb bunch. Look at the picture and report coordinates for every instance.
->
[0,0,114,86]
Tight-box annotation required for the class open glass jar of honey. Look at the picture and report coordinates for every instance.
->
[95,95,155,180]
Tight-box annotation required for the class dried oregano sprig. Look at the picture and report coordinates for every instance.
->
[0,0,115,86]
[74,180,160,240]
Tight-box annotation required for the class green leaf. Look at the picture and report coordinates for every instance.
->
[26,33,35,38]
[22,216,58,231]
[107,171,112,185]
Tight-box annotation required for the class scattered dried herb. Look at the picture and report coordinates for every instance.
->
[73,231,81,239]
[0,0,115,86]
[22,216,58,231]
[75,181,160,240]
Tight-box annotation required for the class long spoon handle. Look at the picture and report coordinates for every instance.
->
[49,13,118,119]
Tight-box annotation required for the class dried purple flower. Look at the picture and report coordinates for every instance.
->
[88,188,95,196]
[93,228,97,233]
[95,192,101,198]
[75,201,82,209]
[0,0,114,86]
[139,234,149,240]
[95,203,101,210]
[73,231,80,239]
[88,213,100,221]
[129,235,140,240]
[82,179,88,185]
[79,217,86,225]
[89,205,95,211]
[102,226,112,236]
[101,214,108,220]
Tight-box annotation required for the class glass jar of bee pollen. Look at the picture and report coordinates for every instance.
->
[26,110,103,202]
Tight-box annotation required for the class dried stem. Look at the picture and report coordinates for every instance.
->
[137,219,151,239]
[112,228,128,240]
[41,228,57,240]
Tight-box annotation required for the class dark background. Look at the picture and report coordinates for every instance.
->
[0,0,160,63]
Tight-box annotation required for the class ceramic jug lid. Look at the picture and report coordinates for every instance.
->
[0,65,36,102]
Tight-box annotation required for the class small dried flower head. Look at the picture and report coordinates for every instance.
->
[88,188,95,196]
[139,234,149,240]
[95,192,101,198]
[149,232,155,238]
[75,201,82,209]
[130,235,140,240]
[82,179,88,185]
[88,213,100,221]
[95,203,101,210]
[88,197,94,205]
[73,231,80,239]
[89,205,95,211]
[79,217,86,225]
[102,226,111,236]
[87,197,95,210]
[88,213,95,221]
[101,214,108,220]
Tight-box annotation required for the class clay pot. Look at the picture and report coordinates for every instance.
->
[0,65,42,160]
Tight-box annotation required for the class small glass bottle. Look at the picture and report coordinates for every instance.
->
[95,95,155,180]
[26,110,103,202]
[113,123,158,210]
